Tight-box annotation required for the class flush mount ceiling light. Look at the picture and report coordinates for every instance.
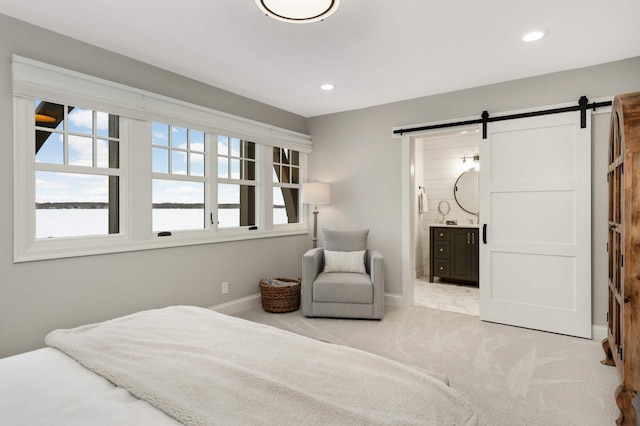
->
[320,83,334,91]
[255,0,341,23]
[522,30,547,42]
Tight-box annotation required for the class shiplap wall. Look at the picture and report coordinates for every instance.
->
[419,131,480,278]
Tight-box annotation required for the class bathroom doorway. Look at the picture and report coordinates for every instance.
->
[412,129,481,316]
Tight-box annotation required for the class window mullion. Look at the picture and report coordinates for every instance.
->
[262,144,273,231]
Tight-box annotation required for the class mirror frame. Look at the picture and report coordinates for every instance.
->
[454,169,479,215]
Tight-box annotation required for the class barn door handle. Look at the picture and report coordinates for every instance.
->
[482,224,487,244]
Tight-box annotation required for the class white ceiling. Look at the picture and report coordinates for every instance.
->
[1,1,639,118]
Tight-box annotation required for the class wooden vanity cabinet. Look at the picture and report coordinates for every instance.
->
[429,226,479,285]
[602,92,640,426]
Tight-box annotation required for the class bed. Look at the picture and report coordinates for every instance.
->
[0,305,477,425]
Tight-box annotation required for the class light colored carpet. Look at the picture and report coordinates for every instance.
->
[234,305,623,426]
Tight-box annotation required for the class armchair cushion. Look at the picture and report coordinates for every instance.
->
[323,249,366,273]
[313,272,373,304]
[323,228,369,252]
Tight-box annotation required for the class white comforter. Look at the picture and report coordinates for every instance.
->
[0,347,181,425]
[42,306,476,425]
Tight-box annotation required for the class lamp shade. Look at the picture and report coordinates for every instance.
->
[302,182,331,205]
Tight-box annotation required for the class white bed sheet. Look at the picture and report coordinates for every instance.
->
[0,347,181,425]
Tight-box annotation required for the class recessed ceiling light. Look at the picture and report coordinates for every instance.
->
[256,0,341,24]
[320,83,334,91]
[522,31,546,42]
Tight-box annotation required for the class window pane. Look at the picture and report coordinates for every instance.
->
[290,150,299,166]
[242,159,255,180]
[191,153,204,176]
[218,183,255,228]
[152,180,204,232]
[243,141,256,159]
[273,187,299,225]
[35,171,118,238]
[96,111,109,137]
[273,147,300,184]
[230,138,240,157]
[153,147,169,173]
[97,111,119,139]
[96,139,109,168]
[171,150,188,175]
[230,159,240,179]
[218,157,228,178]
[68,106,93,135]
[172,126,187,149]
[35,131,63,164]
[190,130,204,151]
[68,135,93,166]
[152,122,169,146]
[35,100,64,131]
[218,135,228,156]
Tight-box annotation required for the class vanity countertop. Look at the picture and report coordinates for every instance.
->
[429,223,480,228]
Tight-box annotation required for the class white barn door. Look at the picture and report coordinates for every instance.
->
[479,111,591,338]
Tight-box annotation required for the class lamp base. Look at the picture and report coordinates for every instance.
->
[312,208,319,248]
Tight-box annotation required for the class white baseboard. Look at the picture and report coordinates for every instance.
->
[210,293,261,315]
[592,324,607,341]
[213,293,406,314]
[384,292,405,307]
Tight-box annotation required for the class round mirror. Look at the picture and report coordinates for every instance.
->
[454,169,479,215]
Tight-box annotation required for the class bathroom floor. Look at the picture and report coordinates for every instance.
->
[413,277,479,316]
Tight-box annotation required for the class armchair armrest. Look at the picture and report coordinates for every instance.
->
[367,250,385,314]
[302,248,324,315]
[302,248,324,289]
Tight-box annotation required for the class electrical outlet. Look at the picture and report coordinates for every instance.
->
[221,282,229,295]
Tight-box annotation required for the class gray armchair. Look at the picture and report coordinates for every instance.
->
[302,229,384,319]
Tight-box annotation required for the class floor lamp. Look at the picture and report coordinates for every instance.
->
[302,182,331,248]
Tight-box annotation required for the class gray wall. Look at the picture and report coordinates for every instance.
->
[2,12,640,357]
[0,14,310,358]
[307,56,640,328]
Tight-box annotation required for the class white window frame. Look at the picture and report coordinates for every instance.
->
[216,135,260,230]
[272,146,303,227]
[13,55,311,262]
[151,122,209,234]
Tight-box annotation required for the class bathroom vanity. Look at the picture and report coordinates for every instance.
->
[429,225,479,285]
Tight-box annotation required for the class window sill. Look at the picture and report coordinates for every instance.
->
[14,226,308,263]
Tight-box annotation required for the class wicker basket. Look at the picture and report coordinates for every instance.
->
[259,278,301,313]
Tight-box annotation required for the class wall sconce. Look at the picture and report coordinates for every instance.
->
[302,181,331,248]
[461,155,480,164]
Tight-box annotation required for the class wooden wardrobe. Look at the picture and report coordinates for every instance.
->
[602,91,640,426]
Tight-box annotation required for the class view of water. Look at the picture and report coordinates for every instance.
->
[36,209,290,239]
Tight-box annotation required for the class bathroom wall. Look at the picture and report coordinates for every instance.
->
[419,131,481,278]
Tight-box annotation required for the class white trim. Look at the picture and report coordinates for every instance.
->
[13,57,311,262]
[210,293,262,315]
[12,55,312,153]
[400,134,414,308]
[592,324,607,342]
[17,228,307,263]
[384,292,404,307]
